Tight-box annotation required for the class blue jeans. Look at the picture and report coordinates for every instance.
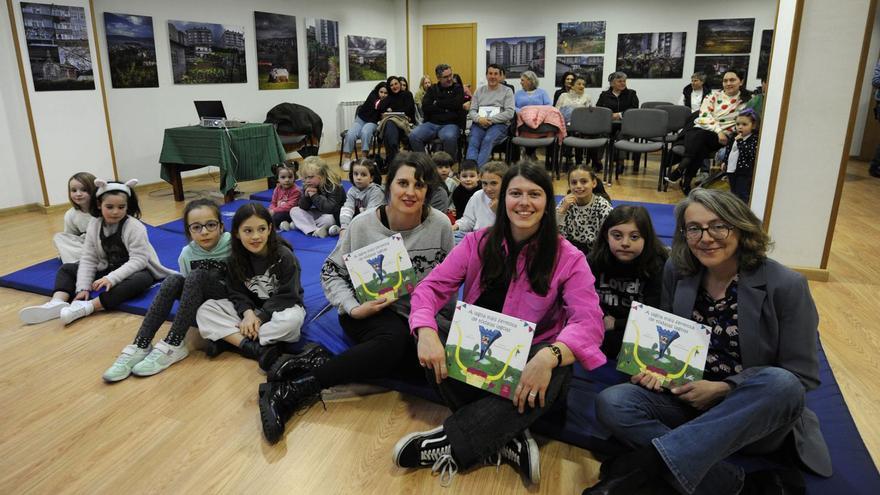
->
[596,367,804,495]
[409,122,460,158]
[466,123,507,166]
[343,116,376,154]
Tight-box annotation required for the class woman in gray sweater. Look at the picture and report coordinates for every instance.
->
[259,152,454,444]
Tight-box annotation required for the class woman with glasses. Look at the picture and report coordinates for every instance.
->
[102,199,232,381]
[584,189,831,495]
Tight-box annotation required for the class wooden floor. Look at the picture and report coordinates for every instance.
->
[0,158,877,493]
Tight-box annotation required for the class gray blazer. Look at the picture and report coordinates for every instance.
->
[661,257,832,477]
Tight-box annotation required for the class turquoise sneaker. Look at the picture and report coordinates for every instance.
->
[103,345,150,382]
[131,341,189,377]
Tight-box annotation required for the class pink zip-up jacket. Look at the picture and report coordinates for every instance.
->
[269,184,302,214]
[409,229,607,370]
[516,105,568,141]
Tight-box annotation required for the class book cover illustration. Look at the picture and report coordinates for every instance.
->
[616,301,712,388]
[445,301,535,400]
[477,106,500,118]
[342,233,416,303]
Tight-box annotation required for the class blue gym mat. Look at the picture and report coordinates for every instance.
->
[3,212,877,492]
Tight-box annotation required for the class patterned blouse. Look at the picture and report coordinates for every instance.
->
[691,276,743,381]
[694,90,746,134]
[556,195,613,253]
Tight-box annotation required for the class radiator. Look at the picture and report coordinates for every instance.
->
[337,100,361,143]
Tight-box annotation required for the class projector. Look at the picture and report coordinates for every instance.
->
[200,118,243,128]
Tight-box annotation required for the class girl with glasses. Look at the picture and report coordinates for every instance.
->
[102,199,231,381]
[586,189,830,494]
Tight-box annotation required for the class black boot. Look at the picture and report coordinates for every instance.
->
[204,339,235,358]
[259,375,323,444]
[583,446,669,495]
[237,338,282,370]
[267,343,333,382]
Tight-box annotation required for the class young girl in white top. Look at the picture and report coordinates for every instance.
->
[54,172,97,263]
[289,156,346,238]
[20,179,174,326]
[453,161,508,242]
[557,165,613,255]
[339,158,385,231]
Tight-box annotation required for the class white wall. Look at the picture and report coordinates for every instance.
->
[10,0,116,206]
[409,0,777,104]
[93,0,404,187]
[767,0,872,268]
[0,3,41,209]
[849,5,879,156]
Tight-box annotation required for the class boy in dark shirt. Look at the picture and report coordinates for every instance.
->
[450,159,480,221]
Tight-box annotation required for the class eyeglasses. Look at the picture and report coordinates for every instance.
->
[682,223,733,241]
[188,220,221,234]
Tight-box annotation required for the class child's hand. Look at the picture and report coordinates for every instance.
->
[603,315,616,331]
[239,310,261,339]
[306,187,318,197]
[92,277,112,292]
[74,290,90,301]
[717,132,729,146]
[558,194,576,213]
[489,198,498,212]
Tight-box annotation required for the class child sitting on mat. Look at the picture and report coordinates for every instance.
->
[19,179,174,326]
[556,165,612,255]
[196,202,305,369]
[289,156,345,238]
[269,162,301,231]
[339,158,384,232]
[54,172,97,263]
[102,198,232,382]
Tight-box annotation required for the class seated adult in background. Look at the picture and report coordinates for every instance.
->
[414,74,432,121]
[666,69,751,194]
[410,64,467,160]
[466,64,515,167]
[678,72,711,112]
[553,71,576,106]
[745,78,768,119]
[596,71,641,171]
[259,152,454,444]
[499,66,517,93]
[399,76,410,93]
[377,75,416,167]
[394,161,605,486]
[341,81,387,171]
[556,75,595,167]
[453,73,473,111]
[515,70,551,111]
[585,188,831,495]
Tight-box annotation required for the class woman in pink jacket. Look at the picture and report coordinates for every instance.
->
[393,161,606,487]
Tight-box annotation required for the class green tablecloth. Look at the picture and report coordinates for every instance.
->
[159,123,286,194]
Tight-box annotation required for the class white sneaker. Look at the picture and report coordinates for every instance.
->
[313,226,329,238]
[341,159,352,172]
[328,225,340,237]
[102,344,151,382]
[131,340,189,377]
[279,221,291,231]
[19,300,68,324]
[60,300,94,325]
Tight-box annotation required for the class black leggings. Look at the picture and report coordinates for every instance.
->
[680,127,724,184]
[310,309,418,388]
[271,211,291,228]
[53,262,154,310]
[133,270,226,348]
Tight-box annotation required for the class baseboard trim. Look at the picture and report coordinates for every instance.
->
[790,266,830,282]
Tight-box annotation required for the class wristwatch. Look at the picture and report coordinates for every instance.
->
[548,344,562,367]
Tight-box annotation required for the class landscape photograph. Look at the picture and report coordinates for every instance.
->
[347,35,387,81]
[103,13,158,88]
[255,11,298,90]
[167,19,246,85]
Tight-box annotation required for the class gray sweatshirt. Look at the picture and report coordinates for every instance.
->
[467,84,515,124]
[76,216,176,292]
[340,183,385,229]
[321,206,453,317]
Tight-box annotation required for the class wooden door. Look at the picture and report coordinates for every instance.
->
[422,23,477,89]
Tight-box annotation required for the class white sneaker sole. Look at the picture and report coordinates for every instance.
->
[523,429,540,484]
[19,304,66,324]
[392,425,444,467]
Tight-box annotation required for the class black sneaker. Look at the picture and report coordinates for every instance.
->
[393,426,450,468]
[499,429,541,484]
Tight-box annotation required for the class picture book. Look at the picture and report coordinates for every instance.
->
[445,301,535,400]
[342,233,416,303]
[477,106,500,118]
[616,301,712,389]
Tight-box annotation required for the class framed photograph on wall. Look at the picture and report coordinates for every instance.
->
[167,20,246,84]
[557,21,606,55]
[616,32,686,79]
[21,2,95,91]
[103,13,158,89]
[694,55,751,88]
[306,17,340,88]
[347,35,387,81]
[757,30,773,80]
[556,56,603,88]
[485,36,546,78]
[695,18,755,54]
[255,11,298,90]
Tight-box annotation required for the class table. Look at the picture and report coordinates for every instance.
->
[159,123,286,201]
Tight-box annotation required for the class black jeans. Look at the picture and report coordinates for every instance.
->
[54,262,154,310]
[679,127,724,185]
[434,340,573,469]
[271,211,290,228]
[383,125,404,166]
[311,309,419,388]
